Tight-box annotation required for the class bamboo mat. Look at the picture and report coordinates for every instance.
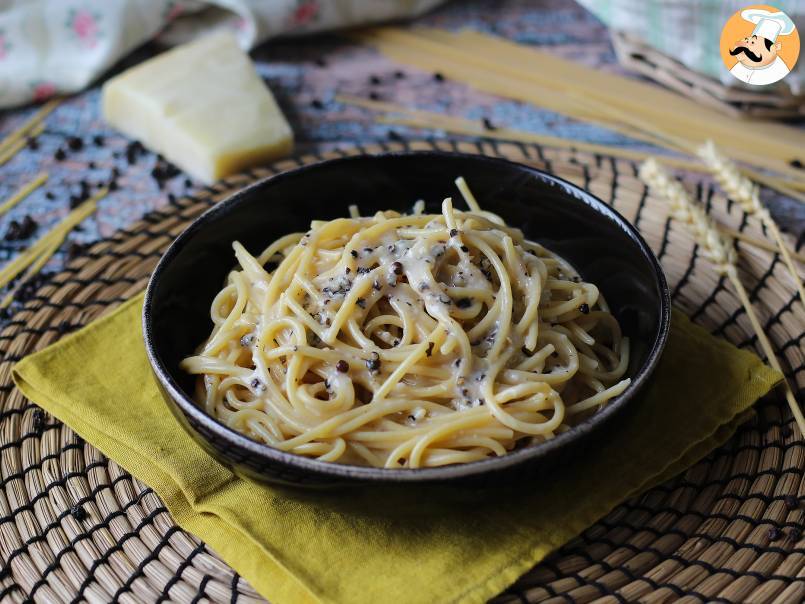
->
[0,139,803,604]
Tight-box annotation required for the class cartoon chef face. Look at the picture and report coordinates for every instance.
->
[730,34,781,68]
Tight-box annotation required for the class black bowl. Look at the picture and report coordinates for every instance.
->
[143,152,671,487]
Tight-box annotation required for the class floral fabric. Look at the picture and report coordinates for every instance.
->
[0,0,446,108]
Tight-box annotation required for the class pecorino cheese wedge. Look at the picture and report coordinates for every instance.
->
[102,33,293,183]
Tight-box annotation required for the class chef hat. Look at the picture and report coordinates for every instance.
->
[741,8,796,43]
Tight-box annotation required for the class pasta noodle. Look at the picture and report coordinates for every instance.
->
[354,27,805,184]
[181,178,631,468]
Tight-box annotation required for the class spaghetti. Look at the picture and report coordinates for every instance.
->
[181,178,631,468]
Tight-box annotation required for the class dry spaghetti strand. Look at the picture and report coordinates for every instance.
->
[0,98,59,156]
[0,188,105,294]
[355,27,805,182]
[336,93,805,202]
[0,172,48,217]
[336,96,800,262]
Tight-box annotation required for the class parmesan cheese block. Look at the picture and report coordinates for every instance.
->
[102,33,293,183]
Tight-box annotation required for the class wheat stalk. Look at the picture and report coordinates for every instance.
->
[639,158,805,438]
[698,140,804,310]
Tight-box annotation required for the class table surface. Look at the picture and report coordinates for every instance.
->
[0,0,803,318]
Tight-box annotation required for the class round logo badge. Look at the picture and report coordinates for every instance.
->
[720,4,799,86]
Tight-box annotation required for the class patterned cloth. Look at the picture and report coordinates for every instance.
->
[578,0,804,94]
[0,0,445,109]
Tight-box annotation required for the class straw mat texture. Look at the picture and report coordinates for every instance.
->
[0,139,803,603]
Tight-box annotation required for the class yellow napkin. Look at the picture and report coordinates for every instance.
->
[14,294,780,604]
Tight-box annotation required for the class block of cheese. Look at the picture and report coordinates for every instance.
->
[102,33,293,183]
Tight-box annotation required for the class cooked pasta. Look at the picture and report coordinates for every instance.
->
[180,177,631,468]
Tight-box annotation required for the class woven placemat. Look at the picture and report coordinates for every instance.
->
[1,139,803,603]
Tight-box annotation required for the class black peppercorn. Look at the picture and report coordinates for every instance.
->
[449,228,458,237]
[54,148,66,161]
[92,134,105,147]
[579,303,590,314]
[67,136,84,151]
[32,409,45,433]
[4,215,38,241]
[391,261,403,275]
[70,505,88,522]
[366,352,380,372]
[369,91,380,101]
[433,72,445,82]
[369,74,381,85]
[456,298,472,309]
[336,360,349,373]
[311,98,324,109]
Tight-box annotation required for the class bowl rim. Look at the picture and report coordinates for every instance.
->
[143,150,671,482]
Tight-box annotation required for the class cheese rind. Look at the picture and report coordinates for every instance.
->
[102,33,293,183]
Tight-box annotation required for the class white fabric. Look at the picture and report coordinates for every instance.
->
[729,55,791,85]
[743,8,796,41]
[0,0,446,109]
[752,18,782,42]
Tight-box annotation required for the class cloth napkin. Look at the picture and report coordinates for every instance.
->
[13,294,780,604]
[0,0,446,109]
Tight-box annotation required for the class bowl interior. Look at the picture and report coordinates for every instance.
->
[145,152,669,477]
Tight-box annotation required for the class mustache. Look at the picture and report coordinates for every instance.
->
[730,45,763,62]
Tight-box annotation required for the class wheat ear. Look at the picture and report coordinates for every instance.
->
[639,158,805,437]
[698,140,804,310]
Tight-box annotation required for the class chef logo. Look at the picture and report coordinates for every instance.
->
[720,5,799,86]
